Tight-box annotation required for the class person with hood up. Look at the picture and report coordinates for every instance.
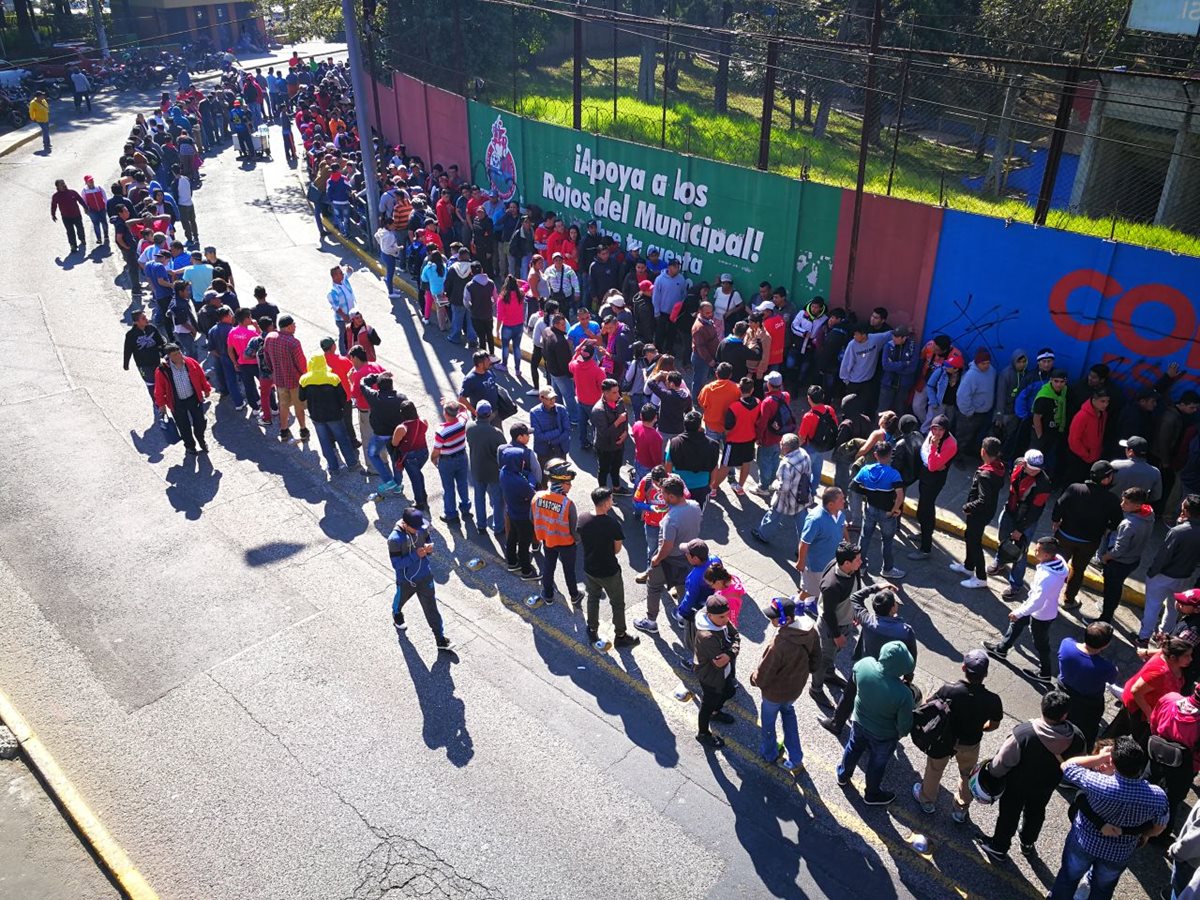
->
[985,537,1069,684]
[920,352,963,433]
[951,436,1006,589]
[1093,487,1155,624]
[955,349,997,458]
[786,297,828,389]
[878,326,919,416]
[978,690,1086,862]
[752,597,819,772]
[465,261,497,355]
[835,640,916,805]
[694,594,742,749]
[908,415,958,561]
[499,430,540,580]
[298,353,359,475]
[987,448,1052,599]
[993,348,1031,452]
[445,248,477,347]
[913,334,964,424]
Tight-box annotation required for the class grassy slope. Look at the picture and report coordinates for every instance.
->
[502,54,1200,257]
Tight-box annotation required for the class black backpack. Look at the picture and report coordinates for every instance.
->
[910,696,955,757]
[767,394,795,435]
[808,408,838,452]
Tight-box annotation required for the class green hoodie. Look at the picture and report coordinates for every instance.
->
[850,640,915,741]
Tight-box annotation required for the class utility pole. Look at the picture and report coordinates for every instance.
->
[1034,59,1081,225]
[342,0,381,240]
[660,0,673,148]
[757,22,779,170]
[90,0,109,57]
[843,0,883,312]
[885,51,910,195]
[573,1,583,130]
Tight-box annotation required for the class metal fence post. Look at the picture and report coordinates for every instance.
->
[886,51,910,196]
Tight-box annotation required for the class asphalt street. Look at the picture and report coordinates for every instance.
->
[0,88,1174,900]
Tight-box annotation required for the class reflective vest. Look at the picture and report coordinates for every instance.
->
[531,490,574,547]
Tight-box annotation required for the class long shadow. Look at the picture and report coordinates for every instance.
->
[704,751,899,899]
[244,541,306,566]
[399,634,474,767]
[163,453,221,520]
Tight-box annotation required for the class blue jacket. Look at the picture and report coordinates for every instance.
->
[530,404,570,454]
[388,524,432,584]
[326,178,351,204]
[499,446,537,521]
[676,555,721,620]
[880,339,918,389]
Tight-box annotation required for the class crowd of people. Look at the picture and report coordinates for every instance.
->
[87,55,1200,900]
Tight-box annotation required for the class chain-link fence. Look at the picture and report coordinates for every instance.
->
[387,2,1200,256]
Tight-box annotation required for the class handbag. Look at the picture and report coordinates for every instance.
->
[1148,734,1188,769]
[494,386,518,421]
[159,416,182,445]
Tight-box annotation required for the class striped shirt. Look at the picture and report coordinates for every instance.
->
[263,331,307,389]
[433,413,469,456]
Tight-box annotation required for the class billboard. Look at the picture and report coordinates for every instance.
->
[1127,0,1200,36]
[467,101,840,304]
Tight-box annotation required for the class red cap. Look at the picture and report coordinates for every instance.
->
[638,279,653,293]
[1176,588,1200,606]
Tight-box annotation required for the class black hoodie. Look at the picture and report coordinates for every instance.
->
[963,459,1007,522]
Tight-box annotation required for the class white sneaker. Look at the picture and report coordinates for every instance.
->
[881,567,906,579]
[960,576,989,589]
[525,388,541,396]
[948,562,971,576]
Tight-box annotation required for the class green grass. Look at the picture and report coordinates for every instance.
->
[498,55,1200,257]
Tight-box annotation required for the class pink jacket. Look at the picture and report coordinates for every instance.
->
[496,290,526,328]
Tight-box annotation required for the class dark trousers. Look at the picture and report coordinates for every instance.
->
[1152,757,1194,835]
[1100,558,1136,621]
[73,90,92,110]
[529,347,543,389]
[1056,535,1098,604]
[235,128,254,158]
[392,576,444,638]
[698,676,736,734]
[998,615,1053,676]
[238,364,262,410]
[541,542,578,600]
[121,247,143,297]
[506,518,534,574]
[963,516,988,579]
[654,313,673,354]
[991,779,1054,853]
[916,467,948,552]
[173,394,206,450]
[61,216,85,249]
[471,318,495,353]
[831,669,858,730]
[597,448,624,488]
[1058,683,1105,751]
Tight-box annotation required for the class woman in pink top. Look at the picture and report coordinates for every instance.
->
[495,275,526,378]
[226,309,264,415]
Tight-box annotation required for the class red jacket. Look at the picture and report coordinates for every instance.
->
[569,348,606,406]
[1068,402,1107,465]
[153,357,212,411]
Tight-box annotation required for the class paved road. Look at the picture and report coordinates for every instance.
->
[0,91,1174,900]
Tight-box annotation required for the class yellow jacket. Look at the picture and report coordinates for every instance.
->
[28,97,49,124]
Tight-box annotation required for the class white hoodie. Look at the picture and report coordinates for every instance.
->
[1014,555,1069,621]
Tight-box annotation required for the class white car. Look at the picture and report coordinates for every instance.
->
[0,61,31,90]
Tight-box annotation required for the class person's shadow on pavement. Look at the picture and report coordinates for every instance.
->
[400,635,473,767]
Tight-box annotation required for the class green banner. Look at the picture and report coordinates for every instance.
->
[468,101,839,305]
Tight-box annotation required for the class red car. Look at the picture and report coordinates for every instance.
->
[27,43,104,80]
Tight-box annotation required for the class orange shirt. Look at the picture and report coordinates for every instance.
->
[698,378,741,433]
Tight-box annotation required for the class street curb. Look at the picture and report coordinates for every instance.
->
[313,203,1146,610]
[0,688,159,900]
[0,128,39,158]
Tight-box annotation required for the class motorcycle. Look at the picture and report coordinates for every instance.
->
[0,90,29,128]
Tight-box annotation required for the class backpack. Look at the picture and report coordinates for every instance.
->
[246,334,271,376]
[808,408,838,452]
[767,394,795,435]
[367,326,382,347]
[1013,380,1043,420]
[910,696,955,757]
[892,432,922,486]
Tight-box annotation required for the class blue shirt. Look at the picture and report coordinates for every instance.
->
[677,555,720,619]
[1056,638,1118,698]
[800,507,846,572]
[1062,764,1168,863]
[651,271,687,316]
[145,261,173,301]
[567,321,600,348]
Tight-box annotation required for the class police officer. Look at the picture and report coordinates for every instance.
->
[531,459,583,606]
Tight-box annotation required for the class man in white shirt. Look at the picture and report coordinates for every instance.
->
[985,537,1069,684]
[174,168,199,246]
[327,264,356,353]
[545,253,580,315]
[711,273,743,337]
[70,69,92,112]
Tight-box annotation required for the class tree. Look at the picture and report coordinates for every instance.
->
[636,0,658,102]
[712,0,734,113]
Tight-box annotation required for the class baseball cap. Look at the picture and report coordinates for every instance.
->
[755,301,774,313]
[1120,436,1149,453]
[638,279,653,293]
[1023,448,1045,468]
[892,325,911,337]
[706,595,730,615]
[319,336,336,350]
[963,649,990,677]
[1175,588,1200,606]
[1090,460,1115,480]
[764,597,797,623]
[476,400,493,417]
[609,296,625,307]
[765,371,783,387]
[719,273,733,283]
[641,343,657,354]
[552,252,563,260]
[400,507,426,529]
[1036,350,1056,361]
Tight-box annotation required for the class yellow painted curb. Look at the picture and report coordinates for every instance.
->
[0,689,159,900]
[0,128,39,158]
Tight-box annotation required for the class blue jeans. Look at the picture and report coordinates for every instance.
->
[1048,830,1127,900]
[837,722,898,798]
[397,447,429,506]
[807,449,827,489]
[757,444,781,490]
[631,392,646,419]
[760,699,803,765]
[176,331,199,361]
[474,481,504,533]
[437,452,471,520]
[860,505,898,572]
[367,434,395,481]
[690,353,710,399]
[38,121,50,150]
[758,507,801,541]
[87,208,108,242]
[449,306,477,345]
[381,251,397,293]
[331,201,350,234]
[334,317,348,355]
[993,509,1030,588]
[499,325,523,369]
[643,521,660,570]
[314,419,356,471]
[217,354,244,405]
[550,375,579,437]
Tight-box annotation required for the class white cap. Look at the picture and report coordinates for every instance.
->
[720,273,733,283]
[1023,449,1045,468]
[755,301,775,313]
[765,371,783,386]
